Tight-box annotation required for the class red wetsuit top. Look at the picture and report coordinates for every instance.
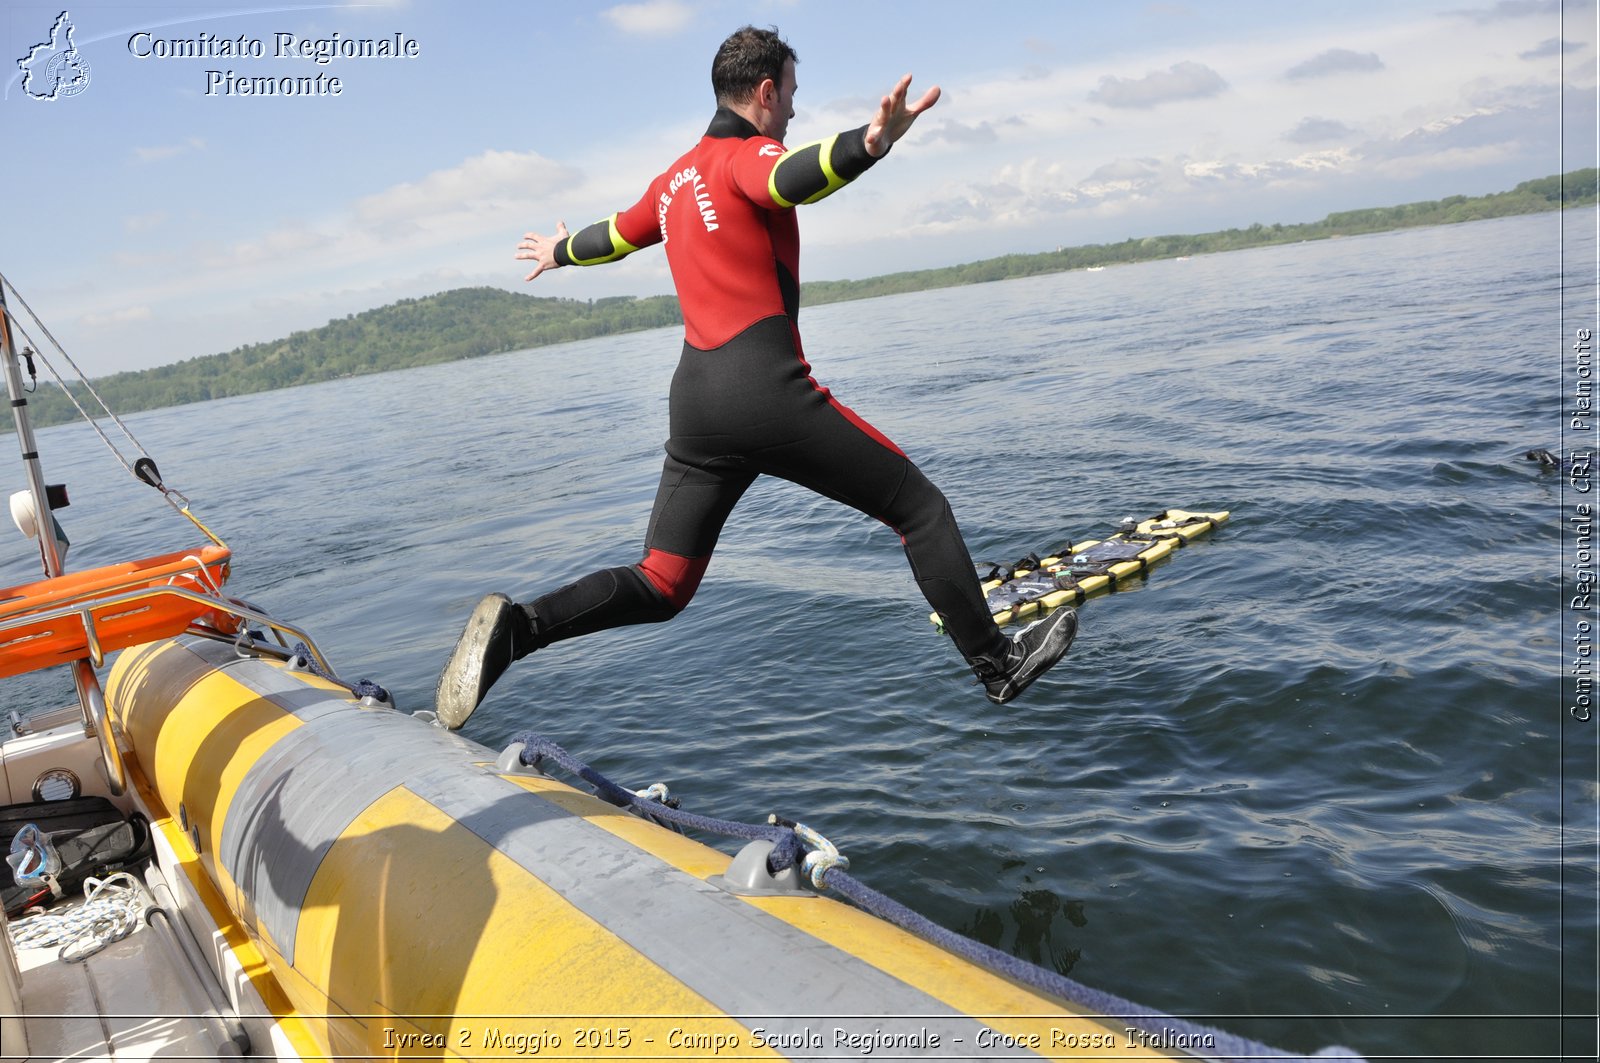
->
[553,108,880,350]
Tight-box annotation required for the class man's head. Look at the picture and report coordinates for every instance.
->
[712,25,797,141]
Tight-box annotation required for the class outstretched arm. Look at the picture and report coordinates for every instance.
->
[753,73,942,209]
[516,190,662,283]
[863,74,940,158]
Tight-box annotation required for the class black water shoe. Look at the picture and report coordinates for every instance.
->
[971,608,1077,705]
[435,593,532,730]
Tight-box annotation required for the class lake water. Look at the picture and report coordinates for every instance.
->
[6,211,1593,1061]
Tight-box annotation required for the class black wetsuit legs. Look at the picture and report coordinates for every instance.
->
[520,317,1006,664]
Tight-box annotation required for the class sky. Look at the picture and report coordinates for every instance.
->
[0,0,1595,377]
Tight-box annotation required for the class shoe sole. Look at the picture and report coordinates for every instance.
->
[434,593,512,730]
[987,608,1077,705]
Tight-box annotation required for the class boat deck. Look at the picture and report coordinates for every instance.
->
[11,890,240,1061]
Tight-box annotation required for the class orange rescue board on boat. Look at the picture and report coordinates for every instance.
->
[0,544,231,678]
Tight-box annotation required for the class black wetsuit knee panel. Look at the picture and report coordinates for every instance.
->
[526,564,680,647]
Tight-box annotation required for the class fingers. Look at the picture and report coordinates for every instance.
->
[881,75,940,132]
[516,220,567,282]
[876,76,912,134]
[515,221,568,251]
[887,73,912,109]
[871,74,941,156]
[909,83,941,115]
[886,74,940,114]
[867,73,943,158]
[892,76,939,118]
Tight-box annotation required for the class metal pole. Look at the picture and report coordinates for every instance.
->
[0,284,114,787]
[0,282,64,577]
[73,659,126,796]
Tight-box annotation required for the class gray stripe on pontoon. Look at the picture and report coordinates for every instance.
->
[217,707,527,962]
[411,769,979,1027]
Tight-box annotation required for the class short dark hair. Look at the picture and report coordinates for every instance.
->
[711,25,796,106]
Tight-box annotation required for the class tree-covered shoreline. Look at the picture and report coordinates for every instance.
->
[12,168,1594,431]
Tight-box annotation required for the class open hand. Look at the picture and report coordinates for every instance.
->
[864,74,941,158]
[516,220,570,282]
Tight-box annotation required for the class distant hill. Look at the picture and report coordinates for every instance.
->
[14,289,682,430]
[10,167,1595,431]
[800,169,1595,304]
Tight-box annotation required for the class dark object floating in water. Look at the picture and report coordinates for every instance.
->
[1525,448,1563,468]
[1524,448,1594,478]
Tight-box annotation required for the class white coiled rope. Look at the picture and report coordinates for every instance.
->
[6,872,147,963]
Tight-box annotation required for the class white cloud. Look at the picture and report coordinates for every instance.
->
[1360,97,1557,172]
[1087,61,1229,109]
[1180,150,1357,185]
[930,118,1024,146]
[123,210,168,234]
[352,149,578,231]
[1086,158,1163,183]
[186,148,578,277]
[601,1,694,35]
[81,305,153,329]
[904,140,1370,235]
[1520,37,1580,59]
[1458,0,1566,23]
[133,137,205,164]
[880,12,1571,238]
[1285,49,1385,80]
[206,223,336,270]
[66,146,589,367]
[1287,117,1359,144]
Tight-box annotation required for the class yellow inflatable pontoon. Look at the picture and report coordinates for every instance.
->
[109,633,1249,1061]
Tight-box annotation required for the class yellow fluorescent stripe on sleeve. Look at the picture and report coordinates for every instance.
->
[807,133,845,204]
[766,151,794,208]
[767,134,847,208]
[607,214,642,255]
[565,213,641,265]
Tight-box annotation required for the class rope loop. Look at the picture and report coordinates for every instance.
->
[514,731,794,860]
[6,872,147,963]
[290,642,392,706]
[790,819,849,888]
[633,783,671,803]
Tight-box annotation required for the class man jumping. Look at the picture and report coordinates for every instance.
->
[435,26,1075,729]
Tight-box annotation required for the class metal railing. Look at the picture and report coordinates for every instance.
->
[1,585,335,798]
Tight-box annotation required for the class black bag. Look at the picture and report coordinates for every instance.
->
[1,796,151,916]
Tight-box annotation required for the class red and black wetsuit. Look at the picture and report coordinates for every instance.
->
[523,108,1007,663]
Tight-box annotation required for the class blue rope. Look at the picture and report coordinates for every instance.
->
[513,733,803,874]
[510,731,1363,1063]
[289,642,392,705]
